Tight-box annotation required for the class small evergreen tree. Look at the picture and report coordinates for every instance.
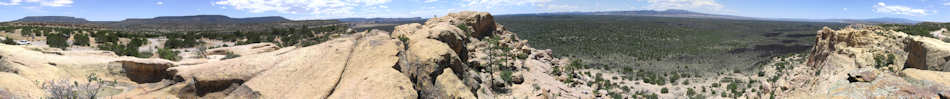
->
[73,33,90,46]
[47,33,70,49]
[2,38,16,45]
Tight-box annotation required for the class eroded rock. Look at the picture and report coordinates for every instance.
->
[435,68,476,99]
[115,58,177,83]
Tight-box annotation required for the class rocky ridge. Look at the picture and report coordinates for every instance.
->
[0,11,590,98]
[759,25,950,98]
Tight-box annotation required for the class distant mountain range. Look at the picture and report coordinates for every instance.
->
[11,15,292,24]
[13,16,89,23]
[336,17,425,23]
[505,9,756,20]
[6,15,337,33]
[121,15,291,24]
[3,9,924,32]
[502,9,922,24]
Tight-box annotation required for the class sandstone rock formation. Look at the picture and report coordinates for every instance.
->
[775,25,950,98]
[0,11,589,99]
[205,43,279,56]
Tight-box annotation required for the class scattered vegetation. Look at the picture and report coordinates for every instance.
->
[2,37,15,45]
[41,74,113,99]
[874,54,895,71]
[880,22,950,38]
[46,33,70,49]
[72,33,90,46]
[500,69,513,83]
[660,87,669,93]
[223,52,241,60]
[497,15,846,73]
[158,48,180,61]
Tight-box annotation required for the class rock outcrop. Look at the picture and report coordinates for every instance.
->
[0,11,588,99]
[787,25,950,98]
[435,68,476,99]
[205,43,280,56]
[115,58,177,83]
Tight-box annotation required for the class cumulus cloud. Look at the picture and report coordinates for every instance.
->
[943,2,950,6]
[873,2,930,16]
[642,0,724,12]
[462,0,551,8]
[213,0,392,15]
[0,0,73,7]
[156,1,164,5]
[423,0,437,3]
[539,4,578,12]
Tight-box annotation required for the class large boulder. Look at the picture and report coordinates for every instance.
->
[327,31,417,98]
[114,58,177,83]
[903,37,950,72]
[435,68,476,99]
[902,68,950,86]
[799,26,950,98]
[0,73,44,98]
[427,11,496,39]
[398,38,467,97]
[238,30,416,98]
[205,43,280,56]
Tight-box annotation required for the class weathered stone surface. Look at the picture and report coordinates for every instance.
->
[435,68,476,99]
[232,30,416,99]
[902,68,950,86]
[903,37,950,71]
[115,58,177,83]
[205,43,280,56]
[428,11,495,38]
[327,30,417,98]
[0,73,43,98]
[398,38,468,97]
[796,26,950,98]
[238,33,357,98]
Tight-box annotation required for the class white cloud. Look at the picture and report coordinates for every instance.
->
[156,1,164,5]
[0,0,73,7]
[641,0,724,12]
[943,2,950,6]
[842,8,848,11]
[213,0,392,15]
[423,0,437,3]
[539,4,578,12]
[873,2,930,16]
[462,0,551,8]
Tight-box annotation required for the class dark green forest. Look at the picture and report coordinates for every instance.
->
[496,15,847,72]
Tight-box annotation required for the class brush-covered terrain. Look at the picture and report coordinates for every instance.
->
[496,15,847,72]
[0,11,948,99]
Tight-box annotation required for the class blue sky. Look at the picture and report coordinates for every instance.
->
[1,0,949,22]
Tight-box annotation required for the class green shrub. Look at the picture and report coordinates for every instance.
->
[456,24,469,33]
[135,52,152,58]
[47,33,70,49]
[608,92,623,99]
[874,54,895,69]
[727,82,742,97]
[398,35,409,43]
[500,69,513,83]
[223,52,241,60]
[2,38,15,45]
[660,87,669,93]
[158,48,181,61]
[72,33,90,46]
[669,73,680,84]
[644,93,658,99]
[515,53,528,59]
